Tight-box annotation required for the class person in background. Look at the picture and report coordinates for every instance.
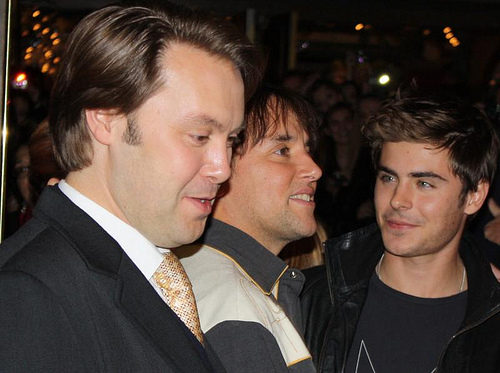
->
[28,120,66,203]
[0,3,263,371]
[315,102,375,237]
[307,79,341,114]
[301,94,500,373]
[179,86,321,372]
[4,143,34,237]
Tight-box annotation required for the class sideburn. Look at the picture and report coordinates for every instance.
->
[123,116,142,146]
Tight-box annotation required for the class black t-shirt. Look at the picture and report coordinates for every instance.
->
[345,273,467,373]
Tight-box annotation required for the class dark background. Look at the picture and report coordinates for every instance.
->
[11,0,500,100]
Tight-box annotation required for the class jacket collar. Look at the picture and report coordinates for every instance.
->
[458,234,500,326]
[324,223,500,324]
[324,223,383,301]
[200,218,288,295]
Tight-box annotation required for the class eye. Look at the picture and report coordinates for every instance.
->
[379,173,395,183]
[190,134,209,145]
[14,166,30,178]
[418,180,433,189]
[274,147,290,156]
[227,135,241,148]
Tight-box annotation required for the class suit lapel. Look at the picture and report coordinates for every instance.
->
[117,253,212,373]
[33,186,212,373]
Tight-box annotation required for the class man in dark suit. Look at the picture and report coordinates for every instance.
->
[0,4,263,372]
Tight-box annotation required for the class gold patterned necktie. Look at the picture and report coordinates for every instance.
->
[153,250,204,344]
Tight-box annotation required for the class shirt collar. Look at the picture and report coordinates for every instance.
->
[58,180,164,280]
[201,218,288,294]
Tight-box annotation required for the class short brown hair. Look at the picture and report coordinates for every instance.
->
[238,85,321,155]
[50,4,265,172]
[362,95,499,196]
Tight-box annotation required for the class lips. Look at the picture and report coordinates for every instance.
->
[187,196,216,215]
[386,219,419,229]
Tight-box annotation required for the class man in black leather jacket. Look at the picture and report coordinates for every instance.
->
[301,95,500,373]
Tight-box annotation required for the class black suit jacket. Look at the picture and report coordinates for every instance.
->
[0,186,226,372]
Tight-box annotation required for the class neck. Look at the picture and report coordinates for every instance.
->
[65,168,129,224]
[377,251,467,298]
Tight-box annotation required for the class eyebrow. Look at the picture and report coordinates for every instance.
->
[184,114,245,133]
[378,165,448,182]
[270,133,294,142]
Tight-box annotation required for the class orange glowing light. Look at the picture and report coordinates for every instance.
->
[15,73,27,82]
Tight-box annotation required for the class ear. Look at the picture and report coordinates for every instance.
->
[85,108,121,146]
[464,180,489,215]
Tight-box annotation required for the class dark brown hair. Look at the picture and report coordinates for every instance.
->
[362,95,499,196]
[50,4,265,172]
[238,85,321,155]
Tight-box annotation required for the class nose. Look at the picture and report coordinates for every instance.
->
[299,153,322,182]
[201,144,232,184]
[390,182,412,210]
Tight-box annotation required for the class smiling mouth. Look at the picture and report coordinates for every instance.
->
[290,194,314,202]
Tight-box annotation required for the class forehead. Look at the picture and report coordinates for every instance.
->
[380,141,453,174]
[265,110,309,142]
[15,146,30,162]
[146,43,244,126]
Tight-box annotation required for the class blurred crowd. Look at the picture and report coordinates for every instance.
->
[5,59,500,274]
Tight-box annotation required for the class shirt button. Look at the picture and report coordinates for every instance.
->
[290,271,298,279]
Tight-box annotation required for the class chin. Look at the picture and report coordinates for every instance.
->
[382,240,416,257]
[298,223,318,239]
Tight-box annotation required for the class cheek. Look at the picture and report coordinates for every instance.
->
[266,165,293,186]
[374,183,389,209]
[417,194,447,218]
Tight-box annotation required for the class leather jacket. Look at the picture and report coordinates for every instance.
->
[301,224,500,373]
